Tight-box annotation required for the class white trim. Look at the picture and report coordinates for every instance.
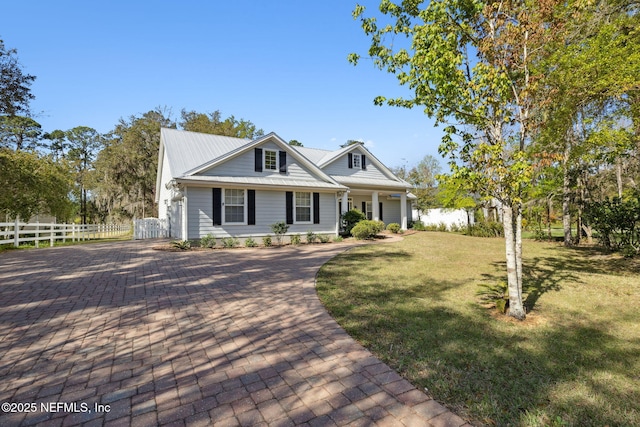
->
[264,149,278,171]
[352,153,361,169]
[294,191,312,224]
[222,188,248,225]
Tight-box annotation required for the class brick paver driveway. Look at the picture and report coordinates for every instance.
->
[0,240,468,426]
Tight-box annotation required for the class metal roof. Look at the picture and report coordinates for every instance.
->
[161,128,249,177]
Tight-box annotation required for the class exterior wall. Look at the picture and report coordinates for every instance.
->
[200,141,319,181]
[157,149,172,222]
[186,186,338,239]
[347,196,405,226]
[322,147,389,180]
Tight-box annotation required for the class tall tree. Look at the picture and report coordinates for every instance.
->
[407,155,442,214]
[0,38,35,117]
[350,0,560,319]
[92,109,175,220]
[179,109,264,139]
[0,115,42,150]
[66,126,101,224]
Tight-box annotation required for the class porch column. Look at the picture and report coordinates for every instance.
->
[181,188,188,240]
[341,192,348,215]
[400,192,407,230]
[372,191,379,221]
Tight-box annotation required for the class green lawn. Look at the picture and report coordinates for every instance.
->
[316,232,640,426]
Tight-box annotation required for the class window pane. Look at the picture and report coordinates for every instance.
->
[296,192,311,222]
[224,189,244,223]
[352,154,361,168]
[265,150,277,170]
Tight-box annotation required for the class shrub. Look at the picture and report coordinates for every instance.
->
[270,221,289,246]
[262,235,272,247]
[476,281,509,313]
[412,221,426,231]
[318,234,331,243]
[424,224,438,231]
[437,222,449,232]
[386,223,401,234]
[373,220,386,233]
[351,220,382,240]
[244,237,257,248]
[306,230,318,243]
[450,223,461,233]
[341,209,366,235]
[221,237,239,248]
[290,234,301,245]
[200,233,216,248]
[171,240,191,250]
[467,222,504,238]
[333,235,343,243]
[584,196,640,256]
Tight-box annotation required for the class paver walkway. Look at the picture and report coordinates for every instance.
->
[0,240,469,427]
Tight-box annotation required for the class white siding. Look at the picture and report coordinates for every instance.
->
[322,148,388,181]
[187,186,338,239]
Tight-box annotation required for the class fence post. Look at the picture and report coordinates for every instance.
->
[50,223,54,247]
[14,217,19,248]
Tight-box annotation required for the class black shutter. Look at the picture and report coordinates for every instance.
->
[313,192,320,224]
[348,153,353,169]
[279,151,287,174]
[362,201,366,213]
[212,188,222,226]
[248,190,256,225]
[379,202,383,221]
[255,148,263,172]
[286,192,293,224]
[362,155,367,170]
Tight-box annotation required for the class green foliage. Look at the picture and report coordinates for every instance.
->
[411,221,426,231]
[0,115,42,150]
[92,109,173,221]
[437,222,448,232]
[466,222,504,238]
[171,240,191,250]
[386,223,401,234]
[0,39,36,116]
[290,234,301,245]
[179,109,264,139]
[351,220,384,240]
[0,148,74,220]
[476,281,509,313]
[341,209,366,235]
[244,237,257,248]
[318,234,331,243]
[262,235,272,247]
[270,221,289,246]
[199,234,216,248]
[306,230,317,243]
[584,196,640,256]
[221,237,239,248]
[333,235,343,243]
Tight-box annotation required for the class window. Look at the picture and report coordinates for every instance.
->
[295,192,311,222]
[224,189,245,223]
[265,150,277,170]
[365,201,373,220]
[352,153,361,169]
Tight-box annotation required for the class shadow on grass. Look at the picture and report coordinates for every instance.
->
[317,238,640,426]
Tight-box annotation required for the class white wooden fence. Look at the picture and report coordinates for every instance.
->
[0,221,131,248]
[133,218,169,240]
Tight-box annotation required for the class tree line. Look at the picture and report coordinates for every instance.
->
[1,38,267,224]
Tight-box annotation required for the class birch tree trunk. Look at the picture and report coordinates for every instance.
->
[503,203,526,320]
[562,141,572,246]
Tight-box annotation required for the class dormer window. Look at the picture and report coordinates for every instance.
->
[265,150,277,170]
[352,154,361,169]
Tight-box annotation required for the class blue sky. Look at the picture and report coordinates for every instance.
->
[3,0,445,170]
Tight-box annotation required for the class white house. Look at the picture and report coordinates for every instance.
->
[156,129,413,240]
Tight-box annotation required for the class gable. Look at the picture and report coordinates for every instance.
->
[182,134,344,190]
